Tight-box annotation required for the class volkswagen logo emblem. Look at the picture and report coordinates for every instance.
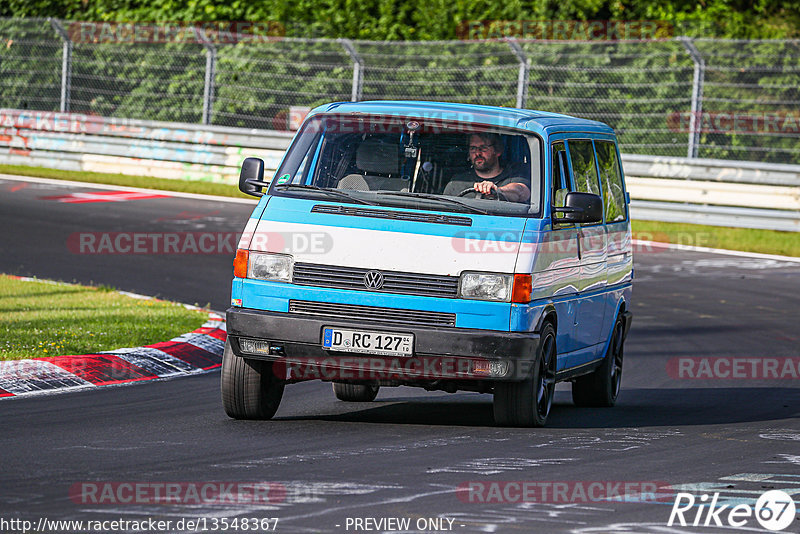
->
[363,270,384,290]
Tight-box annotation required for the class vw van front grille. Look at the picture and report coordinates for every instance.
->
[288,300,456,328]
[293,263,459,298]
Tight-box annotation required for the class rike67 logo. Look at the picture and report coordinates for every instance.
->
[668,490,796,531]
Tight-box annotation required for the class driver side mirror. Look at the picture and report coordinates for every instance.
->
[554,191,603,224]
[239,157,269,197]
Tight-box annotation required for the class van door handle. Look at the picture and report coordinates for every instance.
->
[576,232,582,260]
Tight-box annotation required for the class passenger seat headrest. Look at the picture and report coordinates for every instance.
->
[356,139,399,175]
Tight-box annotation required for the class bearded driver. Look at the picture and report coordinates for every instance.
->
[443,132,531,203]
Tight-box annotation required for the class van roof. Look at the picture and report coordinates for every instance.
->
[309,100,615,136]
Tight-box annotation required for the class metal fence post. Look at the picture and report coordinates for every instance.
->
[202,46,217,125]
[49,18,72,113]
[506,39,529,109]
[194,27,217,125]
[338,39,363,102]
[678,36,705,159]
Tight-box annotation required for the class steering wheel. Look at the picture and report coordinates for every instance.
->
[457,187,510,202]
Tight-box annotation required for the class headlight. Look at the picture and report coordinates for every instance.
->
[459,272,513,302]
[248,252,293,282]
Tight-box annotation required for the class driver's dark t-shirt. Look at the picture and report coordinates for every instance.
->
[442,165,530,200]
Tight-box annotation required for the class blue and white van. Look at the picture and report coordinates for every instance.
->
[222,101,633,427]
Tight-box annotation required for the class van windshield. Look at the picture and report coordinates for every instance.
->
[269,114,542,217]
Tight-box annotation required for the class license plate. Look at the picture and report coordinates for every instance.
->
[322,327,413,357]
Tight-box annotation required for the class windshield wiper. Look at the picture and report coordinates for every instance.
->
[273,184,377,205]
[376,191,489,215]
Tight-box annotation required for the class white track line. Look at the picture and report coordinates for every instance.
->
[632,240,800,263]
[0,173,257,204]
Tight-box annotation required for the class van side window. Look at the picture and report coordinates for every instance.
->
[595,141,627,223]
[566,140,600,196]
[551,141,568,208]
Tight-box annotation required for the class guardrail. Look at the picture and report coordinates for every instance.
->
[622,154,800,232]
[1,109,798,231]
[0,109,293,183]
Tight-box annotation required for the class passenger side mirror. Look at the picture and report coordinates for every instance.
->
[239,157,269,197]
[554,191,603,224]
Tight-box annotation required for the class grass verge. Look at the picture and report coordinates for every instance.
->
[0,164,251,199]
[632,220,800,257]
[0,275,211,361]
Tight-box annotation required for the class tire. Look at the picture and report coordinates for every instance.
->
[221,339,285,419]
[332,382,380,402]
[572,313,625,407]
[493,322,557,427]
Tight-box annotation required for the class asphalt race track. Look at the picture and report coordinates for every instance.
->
[1,176,799,534]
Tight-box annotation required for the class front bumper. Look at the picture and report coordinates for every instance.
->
[226,307,540,382]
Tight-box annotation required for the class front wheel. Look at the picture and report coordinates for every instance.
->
[493,322,557,427]
[332,382,380,402]
[572,313,625,407]
[221,339,285,419]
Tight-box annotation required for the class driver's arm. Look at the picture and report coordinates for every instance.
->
[474,180,530,203]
